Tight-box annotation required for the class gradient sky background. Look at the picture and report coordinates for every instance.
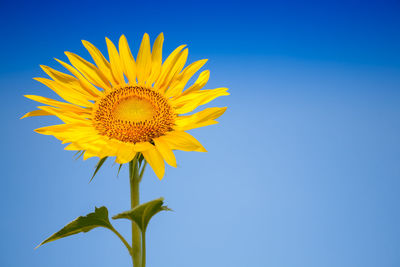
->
[1,0,400,266]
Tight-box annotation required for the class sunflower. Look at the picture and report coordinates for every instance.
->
[22,33,228,179]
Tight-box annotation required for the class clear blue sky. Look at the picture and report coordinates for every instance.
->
[1,0,400,266]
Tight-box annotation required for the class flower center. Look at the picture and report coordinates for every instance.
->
[93,86,175,143]
[113,97,155,122]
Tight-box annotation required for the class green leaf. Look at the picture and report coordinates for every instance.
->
[36,206,114,248]
[112,198,171,231]
[90,157,107,182]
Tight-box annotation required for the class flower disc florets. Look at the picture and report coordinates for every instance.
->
[93,85,175,143]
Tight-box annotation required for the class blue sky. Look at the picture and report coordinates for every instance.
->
[1,0,400,266]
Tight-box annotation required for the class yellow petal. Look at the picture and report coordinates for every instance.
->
[35,124,75,135]
[173,88,229,114]
[40,65,95,100]
[34,77,92,107]
[64,143,82,151]
[159,131,206,152]
[158,48,188,92]
[31,83,88,108]
[65,52,111,90]
[82,40,118,85]
[24,94,89,113]
[83,150,97,160]
[182,70,210,96]
[197,88,229,106]
[85,137,118,158]
[72,137,116,159]
[66,133,101,145]
[20,109,52,119]
[142,147,165,179]
[55,58,103,97]
[97,143,118,159]
[166,59,207,98]
[148,33,164,85]
[154,44,186,89]
[154,137,177,167]
[115,143,137,164]
[136,33,152,85]
[37,106,87,123]
[105,37,125,85]
[175,107,227,131]
[133,142,154,152]
[119,35,137,85]
[40,65,85,93]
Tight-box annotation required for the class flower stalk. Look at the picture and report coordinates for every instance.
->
[129,154,148,267]
[129,157,142,267]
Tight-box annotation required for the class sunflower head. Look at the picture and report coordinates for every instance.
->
[22,33,228,179]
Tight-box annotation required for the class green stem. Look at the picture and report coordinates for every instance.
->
[129,158,141,267]
[141,231,146,267]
